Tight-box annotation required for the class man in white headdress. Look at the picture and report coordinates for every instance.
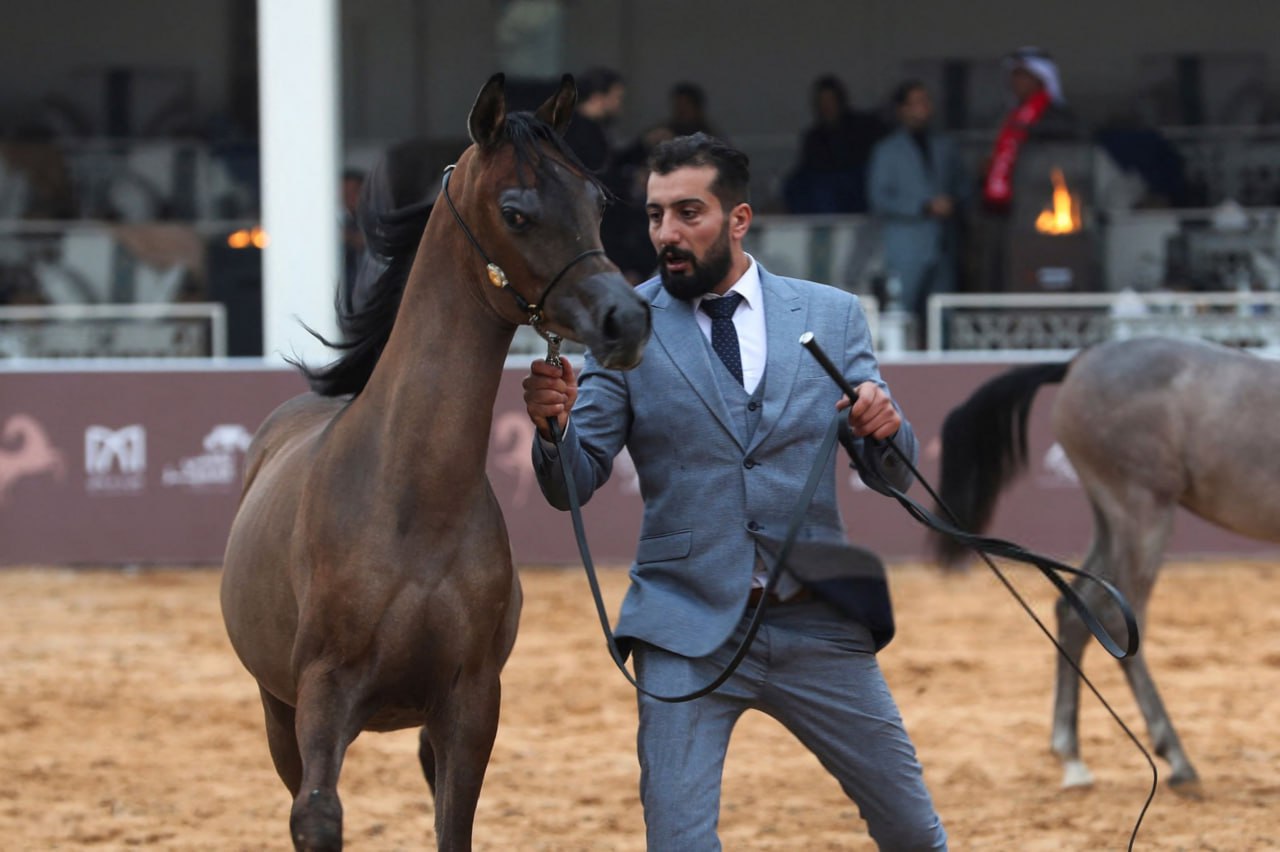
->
[982,47,1079,213]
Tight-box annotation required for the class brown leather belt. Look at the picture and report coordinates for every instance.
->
[747,586,813,607]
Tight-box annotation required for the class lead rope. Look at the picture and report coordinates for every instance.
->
[546,328,845,702]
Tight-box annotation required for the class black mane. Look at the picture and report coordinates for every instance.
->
[295,111,598,398]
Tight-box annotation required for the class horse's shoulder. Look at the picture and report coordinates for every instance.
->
[244,393,348,479]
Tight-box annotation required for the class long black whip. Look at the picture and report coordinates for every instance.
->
[799,331,1156,852]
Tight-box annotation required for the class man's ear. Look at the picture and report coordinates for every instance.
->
[729,202,753,240]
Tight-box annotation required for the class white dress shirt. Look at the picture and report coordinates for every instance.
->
[692,256,766,394]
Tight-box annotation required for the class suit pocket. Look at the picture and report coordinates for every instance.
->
[636,529,693,563]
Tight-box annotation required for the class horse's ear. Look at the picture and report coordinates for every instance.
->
[535,74,577,136]
[468,73,507,148]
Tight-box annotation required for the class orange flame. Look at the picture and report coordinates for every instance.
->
[1035,168,1081,235]
[227,225,269,249]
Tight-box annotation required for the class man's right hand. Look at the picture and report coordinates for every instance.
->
[523,358,577,441]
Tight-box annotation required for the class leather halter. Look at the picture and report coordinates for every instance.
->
[440,164,605,341]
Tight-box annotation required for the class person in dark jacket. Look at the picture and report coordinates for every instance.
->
[784,75,888,213]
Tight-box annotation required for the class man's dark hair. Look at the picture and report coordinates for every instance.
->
[891,78,927,108]
[647,132,750,209]
[669,81,707,109]
[578,67,623,101]
[811,74,849,110]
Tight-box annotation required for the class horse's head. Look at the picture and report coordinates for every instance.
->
[451,73,650,370]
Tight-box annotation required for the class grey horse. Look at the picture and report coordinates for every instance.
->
[934,335,1280,793]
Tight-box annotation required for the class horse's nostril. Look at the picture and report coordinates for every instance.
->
[603,305,622,344]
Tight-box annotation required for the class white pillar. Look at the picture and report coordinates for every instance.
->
[257,0,341,365]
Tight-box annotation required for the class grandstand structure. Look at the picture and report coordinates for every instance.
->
[3,1,1280,564]
[1,1,1279,363]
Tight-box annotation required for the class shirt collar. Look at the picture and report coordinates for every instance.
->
[696,255,761,312]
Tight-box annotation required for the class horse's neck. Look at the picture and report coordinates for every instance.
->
[355,232,516,493]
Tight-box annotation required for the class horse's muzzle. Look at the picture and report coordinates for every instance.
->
[556,271,651,371]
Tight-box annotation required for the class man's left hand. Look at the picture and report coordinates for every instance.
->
[837,381,900,440]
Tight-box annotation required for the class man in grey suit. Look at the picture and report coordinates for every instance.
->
[868,80,969,340]
[523,133,946,851]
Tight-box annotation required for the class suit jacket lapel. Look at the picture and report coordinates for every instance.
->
[649,285,744,448]
[748,270,805,454]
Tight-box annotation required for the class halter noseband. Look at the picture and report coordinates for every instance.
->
[440,164,605,341]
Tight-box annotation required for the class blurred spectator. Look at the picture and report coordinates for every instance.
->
[1094,114,1190,208]
[784,74,888,213]
[867,79,968,329]
[972,47,1082,291]
[563,67,626,173]
[340,168,366,297]
[661,81,718,139]
[981,46,1079,214]
[0,262,47,306]
[0,136,76,220]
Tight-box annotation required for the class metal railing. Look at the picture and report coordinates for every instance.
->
[0,302,227,359]
[926,290,1280,353]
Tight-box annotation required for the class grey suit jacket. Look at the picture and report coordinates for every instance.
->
[532,266,917,658]
[867,128,968,300]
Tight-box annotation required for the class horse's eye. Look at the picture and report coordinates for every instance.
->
[501,208,529,230]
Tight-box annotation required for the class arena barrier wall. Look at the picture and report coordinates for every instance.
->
[1,361,1274,566]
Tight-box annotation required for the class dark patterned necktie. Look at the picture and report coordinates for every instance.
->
[700,292,745,385]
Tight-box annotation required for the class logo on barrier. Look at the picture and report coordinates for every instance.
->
[0,414,67,504]
[161,424,252,490]
[85,425,147,494]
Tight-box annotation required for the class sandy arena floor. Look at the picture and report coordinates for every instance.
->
[0,560,1277,850]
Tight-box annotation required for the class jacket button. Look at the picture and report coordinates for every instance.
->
[743,458,756,469]
[748,401,759,411]
[746,520,760,531]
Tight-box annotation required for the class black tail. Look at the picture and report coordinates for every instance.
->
[933,361,1070,565]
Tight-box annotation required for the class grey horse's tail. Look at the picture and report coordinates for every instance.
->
[933,360,1071,566]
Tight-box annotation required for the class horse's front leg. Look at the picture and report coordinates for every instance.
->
[427,664,502,852]
[289,665,368,852]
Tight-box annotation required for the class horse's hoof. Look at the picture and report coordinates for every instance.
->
[1061,760,1095,790]
[1168,775,1203,799]
[290,791,343,852]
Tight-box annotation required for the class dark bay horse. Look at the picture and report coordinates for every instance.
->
[935,336,1280,794]
[220,74,651,851]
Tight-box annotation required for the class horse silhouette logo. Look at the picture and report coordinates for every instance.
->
[161,424,252,489]
[0,414,67,505]
[202,424,253,456]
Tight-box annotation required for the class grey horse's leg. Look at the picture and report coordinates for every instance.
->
[1113,501,1200,792]
[1121,649,1200,791]
[1051,527,1105,789]
[1056,489,1197,792]
[260,685,303,795]
[426,665,502,852]
[288,667,367,852]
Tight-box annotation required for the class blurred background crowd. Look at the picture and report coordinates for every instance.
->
[2,0,1279,357]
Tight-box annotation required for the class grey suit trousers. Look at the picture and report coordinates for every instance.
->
[633,600,947,851]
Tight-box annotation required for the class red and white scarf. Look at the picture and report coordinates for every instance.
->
[982,89,1051,210]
